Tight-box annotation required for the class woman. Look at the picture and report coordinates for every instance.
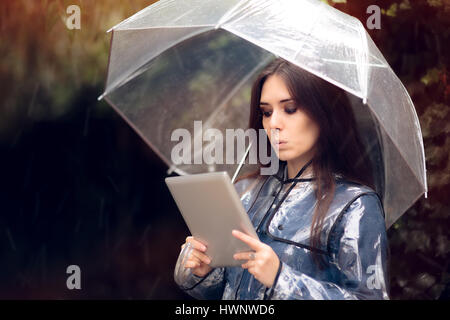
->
[174,58,390,300]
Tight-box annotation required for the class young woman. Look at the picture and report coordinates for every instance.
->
[174,58,390,300]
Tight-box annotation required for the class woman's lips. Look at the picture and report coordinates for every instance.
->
[274,141,287,148]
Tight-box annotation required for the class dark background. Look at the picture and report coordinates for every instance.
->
[0,0,448,299]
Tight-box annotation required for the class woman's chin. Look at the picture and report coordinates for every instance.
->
[275,151,291,162]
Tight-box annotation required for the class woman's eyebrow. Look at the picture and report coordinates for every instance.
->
[259,98,293,105]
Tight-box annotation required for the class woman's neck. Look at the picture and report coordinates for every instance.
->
[286,155,315,179]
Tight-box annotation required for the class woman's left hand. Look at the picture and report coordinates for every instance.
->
[232,229,280,288]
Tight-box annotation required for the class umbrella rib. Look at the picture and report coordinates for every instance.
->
[292,3,324,62]
[397,75,428,197]
[321,58,386,68]
[356,19,370,103]
[218,0,272,28]
[215,0,246,29]
[103,26,213,97]
[107,0,162,33]
[103,96,172,170]
[98,30,115,101]
[367,99,427,198]
[223,25,366,99]
[357,106,426,228]
[386,182,426,229]
[116,24,215,31]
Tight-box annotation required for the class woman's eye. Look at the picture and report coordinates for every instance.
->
[285,107,297,114]
[260,110,272,117]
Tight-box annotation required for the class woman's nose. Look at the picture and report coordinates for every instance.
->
[269,109,283,130]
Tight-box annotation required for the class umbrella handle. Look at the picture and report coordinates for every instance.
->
[174,243,194,286]
[231,142,253,184]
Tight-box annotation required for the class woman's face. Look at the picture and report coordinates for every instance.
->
[259,74,320,164]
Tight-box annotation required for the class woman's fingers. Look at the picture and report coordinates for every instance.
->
[184,253,202,268]
[235,251,255,268]
[184,255,211,269]
[231,230,262,251]
[190,248,211,265]
[184,260,199,268]
[185,236,207,252]
[242,260,258,271]
[233,251,256,261]
[183,236,210,263]
[180,236,212,271]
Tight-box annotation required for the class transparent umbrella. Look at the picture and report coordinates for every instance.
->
[98,0,427,229]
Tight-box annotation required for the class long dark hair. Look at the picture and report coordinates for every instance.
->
[236,58,375,268]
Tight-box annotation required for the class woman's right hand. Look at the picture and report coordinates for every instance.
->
[181,236,213,277]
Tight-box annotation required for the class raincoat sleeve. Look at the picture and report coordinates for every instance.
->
[265,193,390,300]
[176,266,226,300]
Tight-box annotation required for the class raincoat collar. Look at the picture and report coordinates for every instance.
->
[274,161,315,184]
[273,161,346,184]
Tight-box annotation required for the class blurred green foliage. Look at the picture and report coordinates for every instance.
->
[0,0,157,141]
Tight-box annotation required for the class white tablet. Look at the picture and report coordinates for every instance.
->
[165,171,259,267]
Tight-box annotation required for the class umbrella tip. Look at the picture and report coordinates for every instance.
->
[97,93,105,101]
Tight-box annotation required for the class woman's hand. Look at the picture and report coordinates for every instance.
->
[181,236,213,277]
[232,230,280,288]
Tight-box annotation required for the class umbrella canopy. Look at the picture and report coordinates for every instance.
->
[98,0,427,228]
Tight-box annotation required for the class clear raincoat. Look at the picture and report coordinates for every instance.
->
[174,162,390,300]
